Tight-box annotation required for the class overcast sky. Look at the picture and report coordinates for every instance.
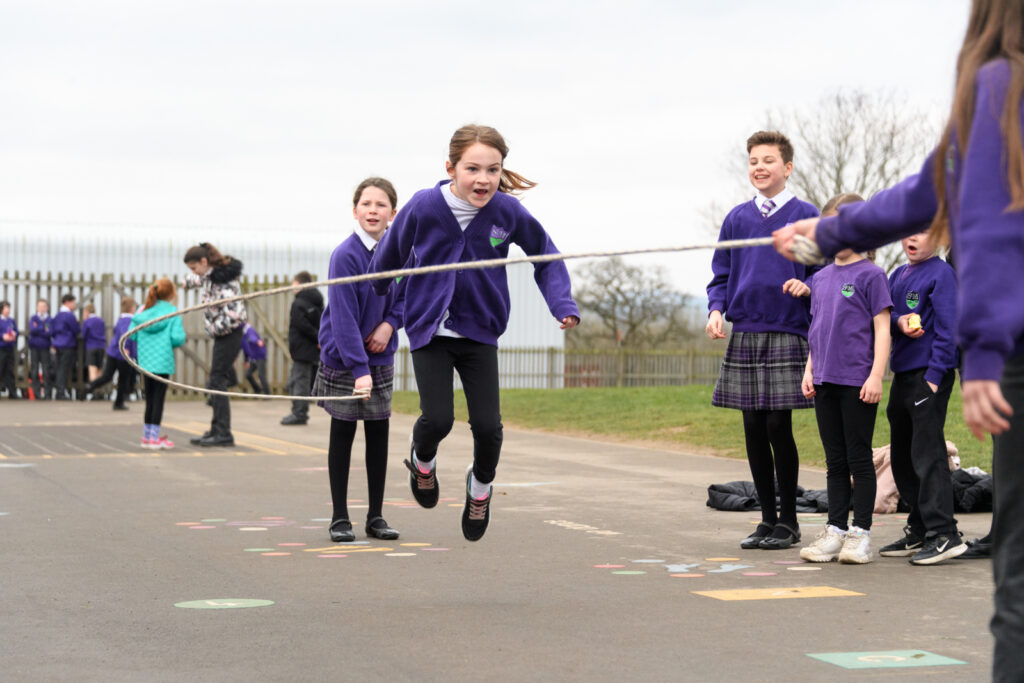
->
[0,0,968,296]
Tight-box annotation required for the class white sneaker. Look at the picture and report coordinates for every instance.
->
[838,526,873,564]
[800,525,846,562]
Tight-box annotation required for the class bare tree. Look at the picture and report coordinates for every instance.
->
[706,89,939,272]
[567,257,699,350]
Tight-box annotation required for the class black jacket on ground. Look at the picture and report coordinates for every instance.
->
[288,288,324,363]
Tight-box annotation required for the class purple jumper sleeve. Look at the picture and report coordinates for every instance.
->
[328,247,372,379]
[511,205,580,322]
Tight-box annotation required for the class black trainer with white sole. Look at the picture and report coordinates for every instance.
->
[404,449,439,509]
[879,526,925,557]
[909,533,967,565]
[461,465,491,542]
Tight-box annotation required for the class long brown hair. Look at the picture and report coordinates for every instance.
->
[931,0,1024,245]
[183,242,230,268]
[145,278,176,310]
[449,125,536,194]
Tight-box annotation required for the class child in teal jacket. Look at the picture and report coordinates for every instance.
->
[131,279,186,449]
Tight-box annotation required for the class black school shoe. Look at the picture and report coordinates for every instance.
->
[198,433,235,447]
[741,523,775,550]
[461,465,492,542]
[909,533,967,565]
[404,443,439,509]
[879,525,925,557]
[329,519,355,543]
[961,537,993,559]
[365,517,399,540]
[759,522,800,550]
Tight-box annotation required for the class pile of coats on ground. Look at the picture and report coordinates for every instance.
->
[706,441,993,515]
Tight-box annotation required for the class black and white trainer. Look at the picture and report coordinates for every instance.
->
[461,465,491,542]
[878,526,925,557]
[403,440,438,509]
[909,533,967,565]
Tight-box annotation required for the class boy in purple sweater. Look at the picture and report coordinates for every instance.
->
[878,231,966,565]
[240,324,270,395]
[707,130,820,550]
[369,125,579,542]
[0,301,19,398]
[773,4,1024,672]
[84,297,138,410]
[81,303,107,388]
[28,299,53,399]
[52,293,80,400]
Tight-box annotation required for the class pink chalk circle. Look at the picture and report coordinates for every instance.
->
[772,560,804,565]
[670,573,706,578]
[277,543,307,547]
[741,572,778,577]
[175,522,200,526]
[593,564,626,569]
[260,552,291,557]
[318,554,348,558]
[239,527,268,531]
[189,525,216,530]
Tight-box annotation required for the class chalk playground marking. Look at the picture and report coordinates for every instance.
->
[692,586,864,601]
[806,650,966,670]
[175,599,274,610]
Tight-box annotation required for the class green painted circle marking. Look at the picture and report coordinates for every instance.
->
[243,548,274,552]
[200,518,226,523]
[175,599,274,609]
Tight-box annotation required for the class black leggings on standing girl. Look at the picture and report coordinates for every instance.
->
[742,409,800,528]
[144,374,169,426]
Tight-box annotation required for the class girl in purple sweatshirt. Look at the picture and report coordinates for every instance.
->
[368,125,580,542]
[773,1,1024,674]
[313,177,405,544]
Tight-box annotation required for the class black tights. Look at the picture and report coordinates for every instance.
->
[742,409,800,527]
[328,418,389,524]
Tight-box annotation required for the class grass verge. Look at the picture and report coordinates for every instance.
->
[392,383,992,471]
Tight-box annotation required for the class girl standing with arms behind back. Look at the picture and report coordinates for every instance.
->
[368,125,579,542]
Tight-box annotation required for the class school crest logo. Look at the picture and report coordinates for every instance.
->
[841,284,855,298]
[489,226,510,247]
[905,290,920,309]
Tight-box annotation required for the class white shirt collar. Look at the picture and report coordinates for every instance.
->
[354,225,380,251]
[61,305,73,314]
[754,188,795,217]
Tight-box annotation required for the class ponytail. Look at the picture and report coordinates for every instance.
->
[145,278,176,310]
[183,242,231,268]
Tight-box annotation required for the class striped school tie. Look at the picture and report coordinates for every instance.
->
[760,199,776,219]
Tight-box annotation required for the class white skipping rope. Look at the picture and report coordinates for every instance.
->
[118,234,824,401]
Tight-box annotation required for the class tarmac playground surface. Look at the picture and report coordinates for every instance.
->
[0,398,996,681]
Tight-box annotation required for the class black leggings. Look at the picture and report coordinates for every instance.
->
[328,418,390,524]
[144,374,169,426]
[742,409,800,527]
[410,337,502,484]
[814,383,878,530]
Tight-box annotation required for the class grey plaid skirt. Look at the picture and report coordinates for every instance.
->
[313,363,394,421]
[712,331,813,411]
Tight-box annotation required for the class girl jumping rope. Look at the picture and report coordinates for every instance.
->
[368,124,580,541]
[131,279,185,449]
[773,0,1024,673]
[312,177,405,543]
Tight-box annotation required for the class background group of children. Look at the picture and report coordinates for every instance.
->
[708,130,967,567]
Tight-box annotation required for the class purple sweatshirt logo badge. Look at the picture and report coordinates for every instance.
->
[841,283,855,298]
[489,226,510,247]
[906,291,920,309]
